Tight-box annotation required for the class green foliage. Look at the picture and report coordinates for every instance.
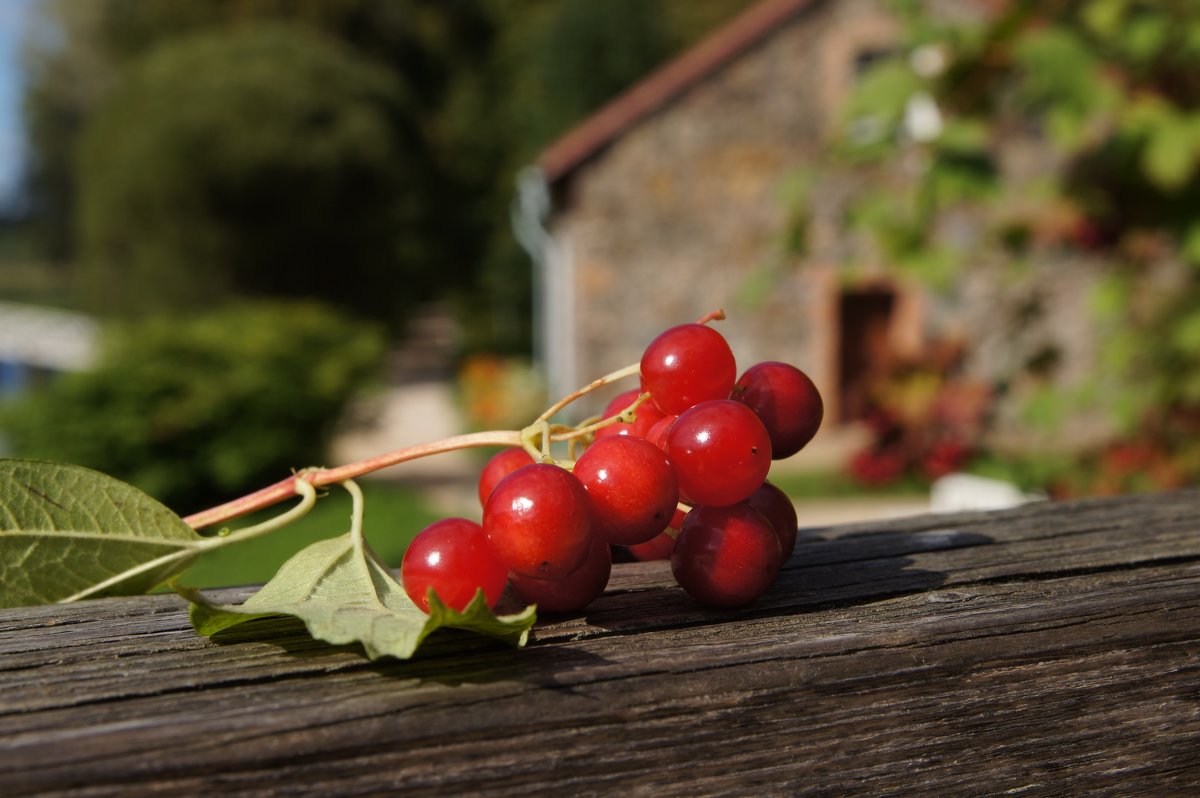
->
[24,0,757,350]
[76,24,437,324]
[0,459,204,608]
[0,301,385,513]
[792,0,1200,492]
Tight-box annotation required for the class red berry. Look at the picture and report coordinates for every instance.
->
[640,323,737,414]
[625,506,686,561]
[596,390,640,438]
[603,388,642,419]
[629,399,666,439]
[401,518,508,613]
[731,362,823,459]
[510,535,612,614]
[644,414,677,450]
[743,481,798,561]
[671,504,782,608]
[666,400,772,506]
[626,530,676,561]
[478,448,535,508]
[594,420,633,440]
[573,435,679,546]
[483,463,593,579]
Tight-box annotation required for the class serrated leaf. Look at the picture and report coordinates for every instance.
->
[182,533,536,660]
[0,459,204,608]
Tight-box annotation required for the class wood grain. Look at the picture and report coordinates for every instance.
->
[2,489,1198,796]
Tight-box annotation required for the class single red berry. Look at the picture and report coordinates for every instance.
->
[640,323,737,414]
[594,420,633,440]
[743,481,798,561]
[671,504,782,608]
[510,535,612,614]
[629,399,666,439]
[603,388,642,419]
[483,463,593,579]
[573,435,679,546]
[478,448,535,508]
[597,385,643,442]
[401,518,509,613]
[625,506,686,561]
[666,399,772,506]
[626,530,676,561]
[645,414,677,451]
[731,361,823,459]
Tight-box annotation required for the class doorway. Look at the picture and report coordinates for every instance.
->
[838,287,895,423]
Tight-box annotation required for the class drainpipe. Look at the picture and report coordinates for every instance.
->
[512,166,576,410]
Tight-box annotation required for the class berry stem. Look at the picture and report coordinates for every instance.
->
[535,362,640,422]
[342,479,376,594]
[695,308,726,326]
[550,392,650,443]
[183,357,643,531]
[183,429,522,530]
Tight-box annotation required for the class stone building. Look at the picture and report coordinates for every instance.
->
[515,0,1120,456]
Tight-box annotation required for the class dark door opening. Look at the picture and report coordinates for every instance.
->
[838,288,895,423]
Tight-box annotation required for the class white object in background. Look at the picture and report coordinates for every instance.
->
[0,301,98,370]
[903,92,943,142]
[929,473,1042,513]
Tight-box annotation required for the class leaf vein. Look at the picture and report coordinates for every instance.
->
[19,481,66,510]
[0,529,202,548]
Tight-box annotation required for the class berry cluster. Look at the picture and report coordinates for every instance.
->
[400,318,823,614]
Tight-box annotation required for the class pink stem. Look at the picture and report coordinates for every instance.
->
[182,429,522,530]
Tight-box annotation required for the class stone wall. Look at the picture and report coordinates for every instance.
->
[547,0,1116,453]
[553,0,900,420]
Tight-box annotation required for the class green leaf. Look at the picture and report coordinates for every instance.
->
[183,533,537,660]
[1121,14,1169,65]
[1082,0,1127,39]
[896,245,961,293]
[1182,224,1200,268]
[1087,273,1130,320]
[1020,384,1067,432]
[1142,113,1199,190]
[1012,26,1115,152]
[1170,309,1200,355]
[839,61,922,158]
[0,459,203,608]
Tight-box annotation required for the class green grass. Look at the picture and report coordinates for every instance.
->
[179,481,444,589]
[767,468,929,501]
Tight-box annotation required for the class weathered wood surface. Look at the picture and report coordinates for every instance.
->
[2,489,1198,796]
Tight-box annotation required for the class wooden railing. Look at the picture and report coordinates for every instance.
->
[2,489,1198,795]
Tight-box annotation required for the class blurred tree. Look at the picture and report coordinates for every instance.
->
[20,1,112,265]
[21,0,755,341]
[76,24,437,323]
[0,300,385,513]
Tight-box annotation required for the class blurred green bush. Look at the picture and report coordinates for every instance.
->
[0,300,385,514]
